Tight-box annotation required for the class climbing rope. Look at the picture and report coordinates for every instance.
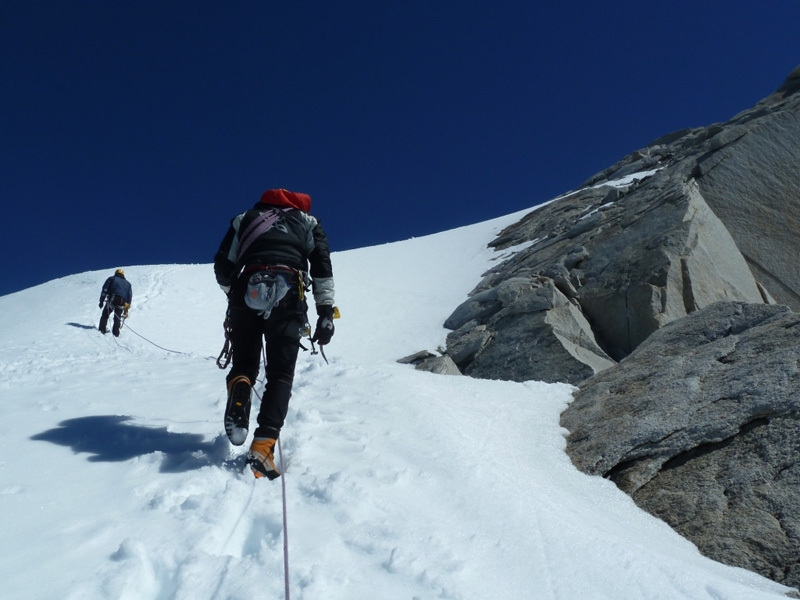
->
[278,437,290,600]
[111,335,131,352]
[123,323,190,355]
[256,349,291,600]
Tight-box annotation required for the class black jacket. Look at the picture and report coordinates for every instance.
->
[214,202,334,307]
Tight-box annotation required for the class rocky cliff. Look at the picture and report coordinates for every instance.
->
[443,65,800,384]
[435,65,800,591]
[563,302,800,588]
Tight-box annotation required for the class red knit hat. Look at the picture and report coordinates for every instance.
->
[259,189,311,212]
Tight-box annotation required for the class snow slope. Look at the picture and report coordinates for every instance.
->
[0,209,793,599]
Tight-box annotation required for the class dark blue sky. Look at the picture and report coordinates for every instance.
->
[2,1,799,297]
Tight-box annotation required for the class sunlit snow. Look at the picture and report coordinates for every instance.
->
[0,208,792,599]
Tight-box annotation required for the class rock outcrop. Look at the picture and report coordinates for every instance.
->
[429,64,800,591]
[443,170,771,383]
[441,65,800,384]
[562,301,800,589]
[587,64,800,312]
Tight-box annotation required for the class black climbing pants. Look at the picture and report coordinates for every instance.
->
[99,298,125,336]
[226,279,307,439]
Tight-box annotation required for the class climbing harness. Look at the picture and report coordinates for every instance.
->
[218,266,333,368]
[241,265,301,321]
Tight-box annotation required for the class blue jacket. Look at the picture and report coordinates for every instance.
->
[100,275,132,305]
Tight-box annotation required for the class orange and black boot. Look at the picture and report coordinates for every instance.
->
[246,437,280,480]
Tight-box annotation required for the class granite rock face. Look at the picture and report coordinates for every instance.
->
[562,301,800,589]
[443,65,800,384]
[434,65,800,591]
[444,172,770,383]
[588,64,800,312]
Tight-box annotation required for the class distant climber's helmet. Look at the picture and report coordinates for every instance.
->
[115,268,125,276]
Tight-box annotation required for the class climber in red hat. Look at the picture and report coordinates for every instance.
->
[213,189,337,479]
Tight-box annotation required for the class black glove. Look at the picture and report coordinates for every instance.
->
[99,300,104,308]
[312,305,335,345]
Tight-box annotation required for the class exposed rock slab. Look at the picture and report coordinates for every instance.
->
[397,350,462,375]
[432,65,800,592]
[443,174,766,383]
[445,276,614,383]
[585,65,800,311]
[442,65,800,385]
[561,301,800,589]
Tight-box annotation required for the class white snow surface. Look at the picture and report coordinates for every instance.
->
[0,209,793,600]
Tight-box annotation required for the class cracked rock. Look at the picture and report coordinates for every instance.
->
[561,301,800,589]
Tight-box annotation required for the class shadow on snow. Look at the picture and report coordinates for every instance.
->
[31,415,236,473]
[66,322,97,330]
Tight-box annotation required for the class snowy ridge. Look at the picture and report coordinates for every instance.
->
[0,210,792,599]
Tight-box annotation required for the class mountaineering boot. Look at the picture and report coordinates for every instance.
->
[224,375,252,446]
[246,438,280,480]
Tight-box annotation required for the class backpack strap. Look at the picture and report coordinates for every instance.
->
[236,208,289,262]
